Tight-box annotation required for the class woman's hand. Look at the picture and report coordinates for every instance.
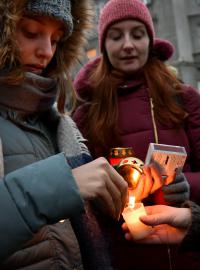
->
[72,157,128,219]
[133,164,174,202]
[122,205,191,244]
[162,172,190,204]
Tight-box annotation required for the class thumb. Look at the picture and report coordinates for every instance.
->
[140,214,164,226]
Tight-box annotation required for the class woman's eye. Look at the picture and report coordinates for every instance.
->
[51,34,63,46]
[23,29,38,39]
[52,36,62,46]
[108,32,121,41]
[133,30,145,39]
[51,39,59,46]
[111,36,121,41]
[134,34,142,39]
[113,35,121,40]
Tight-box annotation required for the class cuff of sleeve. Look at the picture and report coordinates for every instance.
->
[0,180,33,261]
[4,153,84,232]
[180,201,200,250]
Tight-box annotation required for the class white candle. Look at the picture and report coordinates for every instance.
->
[122,199,152,240]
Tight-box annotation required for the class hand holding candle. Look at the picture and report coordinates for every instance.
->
[123,205,190,244]
[122,196,153,240]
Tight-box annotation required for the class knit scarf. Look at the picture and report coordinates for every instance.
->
[57,116,112,270]
[0,72,57,113]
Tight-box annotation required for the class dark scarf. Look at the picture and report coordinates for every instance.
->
[0,72,57,113]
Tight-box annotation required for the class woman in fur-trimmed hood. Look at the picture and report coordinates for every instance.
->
[0,0,92,112]
[0,1,128,269]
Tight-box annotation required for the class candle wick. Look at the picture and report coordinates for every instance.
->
[128,202,135,209]
[128,196,135,209]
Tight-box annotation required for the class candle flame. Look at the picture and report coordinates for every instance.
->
[131,169,140,186]
[128,196,135,209]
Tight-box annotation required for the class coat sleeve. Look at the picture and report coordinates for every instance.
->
[181,85,200,204]
[181,201,200,250]
[0,153,84,261]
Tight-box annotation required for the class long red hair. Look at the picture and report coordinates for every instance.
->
[83,53,187,158]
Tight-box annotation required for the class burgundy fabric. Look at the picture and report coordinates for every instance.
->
[152,38,175,61]
[73,59,200,205]
[73,59,200,270]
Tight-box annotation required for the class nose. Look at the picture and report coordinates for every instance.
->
[36,38,54,61]
[123,35,134,52]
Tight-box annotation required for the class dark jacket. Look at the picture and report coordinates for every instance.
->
[182,201,200,250]
[73,58,200,270]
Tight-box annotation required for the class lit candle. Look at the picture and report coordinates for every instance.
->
[122,196,152,240]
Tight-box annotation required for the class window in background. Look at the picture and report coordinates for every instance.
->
[87,48,97,60]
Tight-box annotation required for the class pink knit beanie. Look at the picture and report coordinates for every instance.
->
[99,0,155,51]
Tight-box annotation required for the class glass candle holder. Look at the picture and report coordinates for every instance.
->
[117,157,144,193]
[122,202,152,240]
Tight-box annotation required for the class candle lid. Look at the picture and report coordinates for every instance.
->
[109,147,134,158]
[117,157,144,189]
[118,157,144,173]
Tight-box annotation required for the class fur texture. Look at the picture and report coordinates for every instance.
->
[0,0,94,78]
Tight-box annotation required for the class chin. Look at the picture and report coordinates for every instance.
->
[121,65,140,74]
[120,68,139,75]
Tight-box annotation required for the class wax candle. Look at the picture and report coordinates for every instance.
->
[122,197,152,240]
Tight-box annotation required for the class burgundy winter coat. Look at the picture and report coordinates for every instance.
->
[73,58,200,270]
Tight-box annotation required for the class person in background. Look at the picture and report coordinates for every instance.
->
[73,0,200,269]
[0,0,128,269]
[122,201,200,251]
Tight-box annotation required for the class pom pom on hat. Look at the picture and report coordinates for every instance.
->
[98,0,155,51]
[152,38,175,61]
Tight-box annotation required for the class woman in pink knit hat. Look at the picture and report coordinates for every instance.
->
[73,0,200,269]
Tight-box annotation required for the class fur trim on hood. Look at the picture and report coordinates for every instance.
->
[0,0,94,77]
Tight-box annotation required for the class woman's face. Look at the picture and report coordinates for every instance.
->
[15,16,65,75]
[105,20,150,74]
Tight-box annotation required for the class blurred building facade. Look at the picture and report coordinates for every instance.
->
[82,0,200,89]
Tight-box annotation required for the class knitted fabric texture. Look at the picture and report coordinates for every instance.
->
[152,38,175,61]
[25,0,73,39]
[99,0,155,51]
[181,201,200,251]
[57,114,91,167]
[0,72,57,113]
[57,115,113,270]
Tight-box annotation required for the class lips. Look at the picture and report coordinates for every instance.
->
[24,64,45,74]
[121,56,137,60]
